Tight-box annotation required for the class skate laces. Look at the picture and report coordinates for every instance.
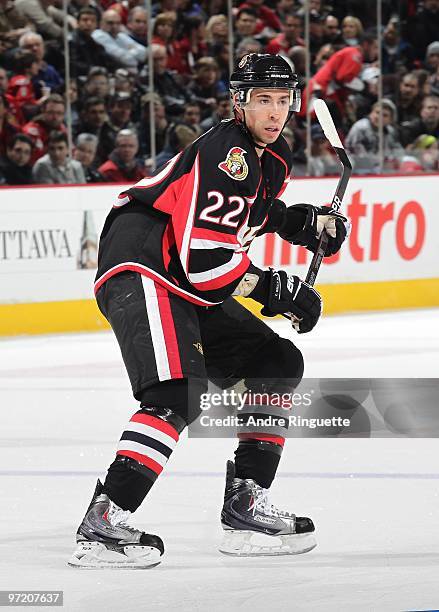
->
[107,501,133,529]
[250,483,295,519]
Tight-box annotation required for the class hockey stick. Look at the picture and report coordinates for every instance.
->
[281,99,352,321]
[304,99,352,286]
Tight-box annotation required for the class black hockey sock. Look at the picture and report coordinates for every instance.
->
[103,457,154,513]
[234,439,283,489]
[103,405,185,513]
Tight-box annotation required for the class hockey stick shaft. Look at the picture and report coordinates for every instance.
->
[281,101,351,320]
[305,100,352,286]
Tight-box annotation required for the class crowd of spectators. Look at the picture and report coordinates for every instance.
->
[0,0,438,185]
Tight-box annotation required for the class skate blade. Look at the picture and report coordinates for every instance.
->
[68,541,162,569]
[219,530,317,557]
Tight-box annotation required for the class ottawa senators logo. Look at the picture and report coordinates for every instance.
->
[218,147,249,181]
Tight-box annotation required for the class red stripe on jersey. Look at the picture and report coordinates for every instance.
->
[191,227,239,244]
[266,148,288,180]
[162,223,174,272]
[238,433,285,447]
[154,282,183,379]
[256,213,269,235]
[276,178,290,199]
[130,412,180,441]
[153,171,187,215]
[190,253,250,291]
[116,449,164,475]
[93,263,220,306]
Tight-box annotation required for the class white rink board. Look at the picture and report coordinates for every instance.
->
[0,174,438,305]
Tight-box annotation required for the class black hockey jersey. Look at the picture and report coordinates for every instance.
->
[94,119,292,306]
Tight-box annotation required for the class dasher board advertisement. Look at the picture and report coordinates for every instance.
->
[0,175,437,330]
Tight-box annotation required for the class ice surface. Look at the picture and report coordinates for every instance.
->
[1,309,439,612]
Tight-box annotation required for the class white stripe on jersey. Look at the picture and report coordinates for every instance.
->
[180,153,200,274]
[116,439,169,467]
[125,421,178,450]
[189,252,244,284]
[94,262,220,306]
[113,154,182,207]
[113,195,131,208]
[141,276,171,381]
[134,152,182,188]
[190,238,239,250]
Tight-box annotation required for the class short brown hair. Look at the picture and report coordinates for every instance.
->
[194,57,219,73]
[42,93,65,109]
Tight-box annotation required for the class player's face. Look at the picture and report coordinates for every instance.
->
[242,89,290,147]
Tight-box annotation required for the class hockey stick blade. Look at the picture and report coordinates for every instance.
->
[305,100,352,286]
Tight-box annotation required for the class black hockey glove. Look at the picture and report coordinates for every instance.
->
[250,268,322,334]
[278,203,351,257]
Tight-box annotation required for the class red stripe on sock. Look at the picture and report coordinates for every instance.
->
[238,433,285,447]
[154,282,183,379]
[116,450,164,475]
[130,412,179,442]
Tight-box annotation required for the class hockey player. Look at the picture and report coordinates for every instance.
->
[69,54,349,569]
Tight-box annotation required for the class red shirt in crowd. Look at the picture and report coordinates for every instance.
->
[22,118,67,164]
[108,2,128,24]
[152,35,188,74]
[6,75,37,124]
[98,158,147,183]
[299,46,364,118]
[265,33,305,55]
[177,37,208,74]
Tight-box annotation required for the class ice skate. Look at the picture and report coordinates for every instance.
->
[219,461,316,556]
[68,480,164,569]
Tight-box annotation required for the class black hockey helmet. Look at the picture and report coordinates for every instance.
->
[230,53,301,111]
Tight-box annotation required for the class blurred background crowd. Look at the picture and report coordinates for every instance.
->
[0,0,438,185]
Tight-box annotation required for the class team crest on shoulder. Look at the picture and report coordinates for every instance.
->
[218,147,249,181]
